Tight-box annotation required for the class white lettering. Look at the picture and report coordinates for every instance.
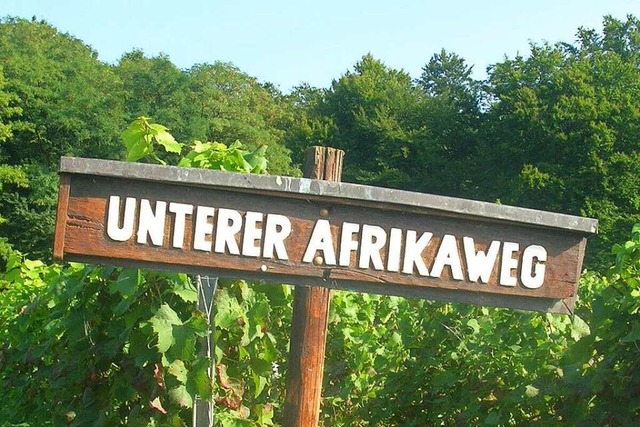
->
[136,199,166,246]
[193,206,215,251]
[431,234,464,280]
[500,242,520,287]
[215,208,242,255]
[359,224,386,270]
[463,237,501,283]
[168,202,193,249]
[521,245,547,289]
[386,228,403,272]
[302,219,336,265]
[106,196,136,242]
[338,222,360,267]
[402,230,432,276]
[242,211,263,257]
[103,195,551,292]
[263,214,291,260]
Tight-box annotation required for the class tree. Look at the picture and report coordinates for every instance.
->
[115,50,191,144]
[323,54,424,188]
[412,50,484,196]
[0,66,27,260]
[280,83,336,168]
[0,17,125,260]
[181,62,296,176]
[417,49,484,111]
[0,17,125,165]
[480,15,640,268]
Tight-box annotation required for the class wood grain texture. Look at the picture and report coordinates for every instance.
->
[55,155,592,313]
[283,285,331,427]
[59,157,598,234]
[53,174,71,260]
[283,146,344,427]
[60,175,583,300]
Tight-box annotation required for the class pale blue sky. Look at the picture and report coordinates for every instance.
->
[3,1,639,92]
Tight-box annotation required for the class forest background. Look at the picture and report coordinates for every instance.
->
[1,14,640,426]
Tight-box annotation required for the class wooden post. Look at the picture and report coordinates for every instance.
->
[283,147,344,427]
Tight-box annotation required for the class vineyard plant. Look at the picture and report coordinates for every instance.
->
[1,14,640,426]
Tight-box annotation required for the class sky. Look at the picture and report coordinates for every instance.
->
[3,1,640,92]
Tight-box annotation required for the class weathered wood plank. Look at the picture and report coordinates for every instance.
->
[59,157,598,234]
[61,176,583,299]
[53,174,71,260]
[55,157,597,313]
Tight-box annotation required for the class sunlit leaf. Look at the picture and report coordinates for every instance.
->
[150,303,183,353]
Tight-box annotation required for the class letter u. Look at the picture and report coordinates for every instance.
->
[106,196,136,241]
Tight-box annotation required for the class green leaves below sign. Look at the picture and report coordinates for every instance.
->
[150,303,183,353]
[109,268,142,298]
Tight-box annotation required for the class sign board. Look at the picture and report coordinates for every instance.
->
[54,157,597,314]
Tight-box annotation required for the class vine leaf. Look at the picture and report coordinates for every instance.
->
[187,357,213,399]
[169,276,198,303]
[169,385,193,408]
[245,145,268,173]
[121,118,153,162]
[525,384,539,398]
[570,315,590,341]
[109,268,141,298]
[148,123,182,154]
[150,303,183,353]
[122,117,183,162]
[215,288,245,331]
[168,359,188,383]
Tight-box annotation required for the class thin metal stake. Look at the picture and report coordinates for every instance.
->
[194,275,218,427]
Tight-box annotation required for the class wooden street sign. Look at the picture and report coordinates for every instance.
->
[54,156,597,314]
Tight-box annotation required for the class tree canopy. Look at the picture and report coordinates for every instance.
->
[1,13,640,426]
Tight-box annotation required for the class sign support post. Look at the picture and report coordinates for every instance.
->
[283,147,344,427]
[193,275,217,427]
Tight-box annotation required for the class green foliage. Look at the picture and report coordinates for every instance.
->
[0,164,27,194]
[213,281,291,425]
[0,118,274,426]
[114,55,297,176]
[179,141,268,174]
[480,15,640,268]
[318,292,585,425]
[0,66,21,145]
[550,224,640,424]
[323,54,423,188]
[3,12,640,427]
[0,17,125,165]
[0,66,27,235]
[0,17,125,260]
[115,50,189,139]
[121,116,183,163]
[0,256,208,425]
[182,62,295,176]
[280,84,336,169]
[0,165,58,261]
[413,49,484,197]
